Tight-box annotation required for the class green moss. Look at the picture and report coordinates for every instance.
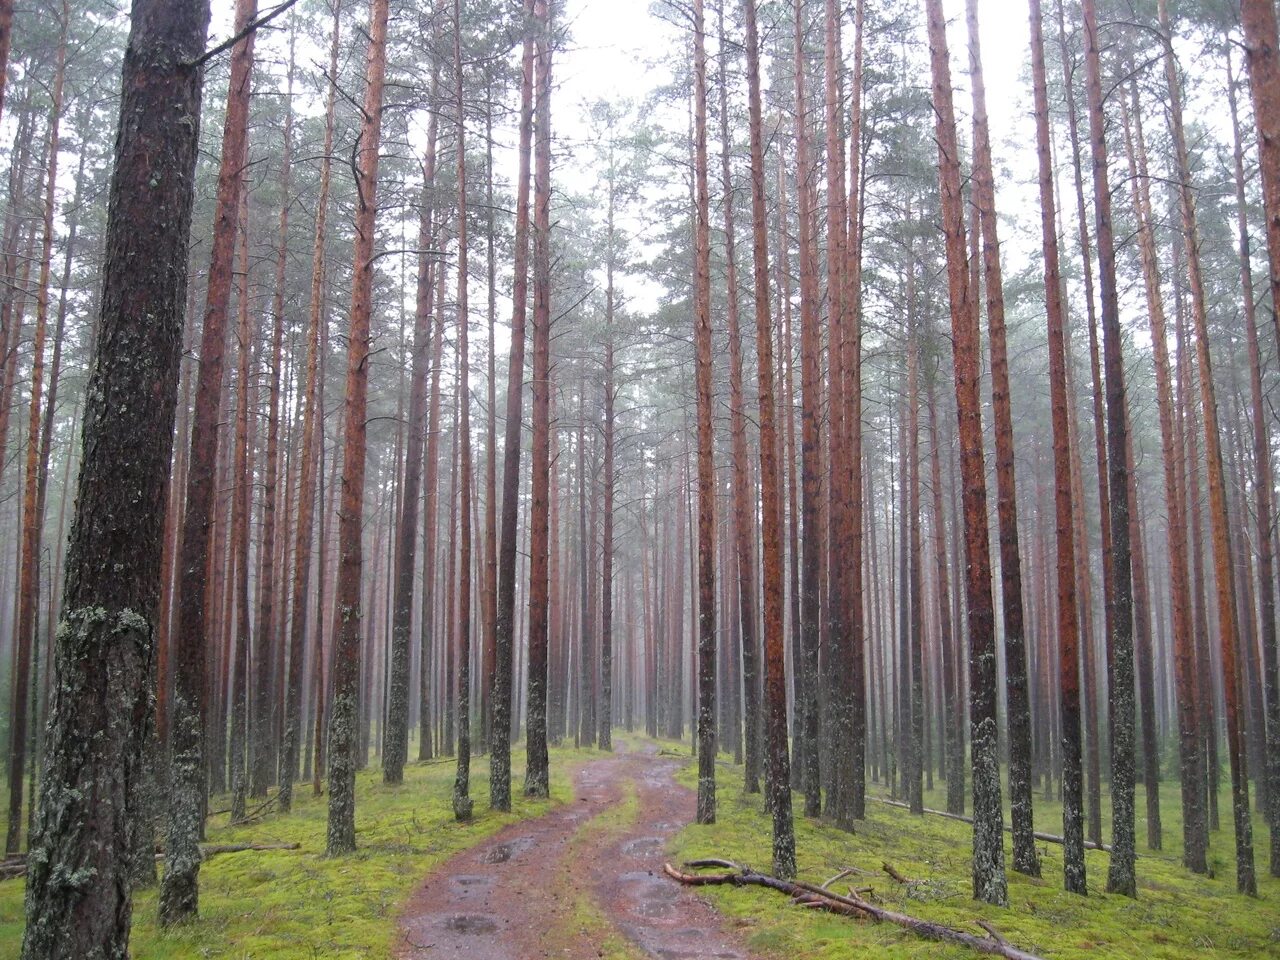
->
[670,755,1280,959]
[0,744,578,959]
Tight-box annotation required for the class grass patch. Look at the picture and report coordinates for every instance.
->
[0,744,582,959]
[671,754,1280,959]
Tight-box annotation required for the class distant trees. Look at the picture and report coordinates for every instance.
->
[11,1,1280,950]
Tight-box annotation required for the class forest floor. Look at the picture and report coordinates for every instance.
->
[0,737,1277,958]
[671,750,1280,959]
[0,742,583,958]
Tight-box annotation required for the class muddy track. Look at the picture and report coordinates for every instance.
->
[395,742,755,959]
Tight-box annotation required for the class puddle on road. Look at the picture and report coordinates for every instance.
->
[442,914,498,935]
[622,836,664,857]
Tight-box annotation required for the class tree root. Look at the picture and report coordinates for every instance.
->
[663,859,1047,960]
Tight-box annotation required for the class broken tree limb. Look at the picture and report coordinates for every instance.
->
[197,842,300,857]
[228,793,279,826]
[0,841,302,881]
[664,860,1047,960]
[883,861,912,884]
[870,795,1112,853]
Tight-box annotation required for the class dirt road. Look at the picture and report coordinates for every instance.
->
[395,742,756,959]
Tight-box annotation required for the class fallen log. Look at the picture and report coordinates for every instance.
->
[197,842,300,857]
[0,841,301,881]
[869,796,1111,853]
[664,859,1047,960]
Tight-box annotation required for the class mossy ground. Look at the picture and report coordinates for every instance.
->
[0,742,584,959]
[671,752,1280,958]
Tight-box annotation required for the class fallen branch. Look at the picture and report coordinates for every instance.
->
[664,859,1047,960]
[0,842,301,881]
[869,796,1111,853]
[228,793,279,826]
[882,861,913,884]
[197,842,300,858]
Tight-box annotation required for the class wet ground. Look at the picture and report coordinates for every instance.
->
[396,742,756,959]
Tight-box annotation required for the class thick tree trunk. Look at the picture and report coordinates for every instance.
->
[20,0,211,951]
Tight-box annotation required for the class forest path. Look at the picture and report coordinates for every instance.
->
[395,740,756,959]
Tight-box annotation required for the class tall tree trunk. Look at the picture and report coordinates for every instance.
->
[1120,78,1204,870]
[490,0,533,809]
[792,0,823,819]
[325,0,390,856]
[742,0,795,880]
[718,1,760,797]
[599,121,617,754]
[281,0,340,815]
[1230,48,1280,878]
[451,0,475,817]
[844,0,867,822]
[21,0,211,950]
[965,0,1037,878]
[384,69,440,787]
[419,184,449,762]
[822,0,855,831]
[161,0,257,921]
[524,0,553,799]
[1153,0,1254,893]
[252,25,295,800]
[923,0,1007,906]
[228,198,254,823]
[691,0,717,826]
[1078,0,1138,898]
[926,379,963,816]
[1053,0,1105,844]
